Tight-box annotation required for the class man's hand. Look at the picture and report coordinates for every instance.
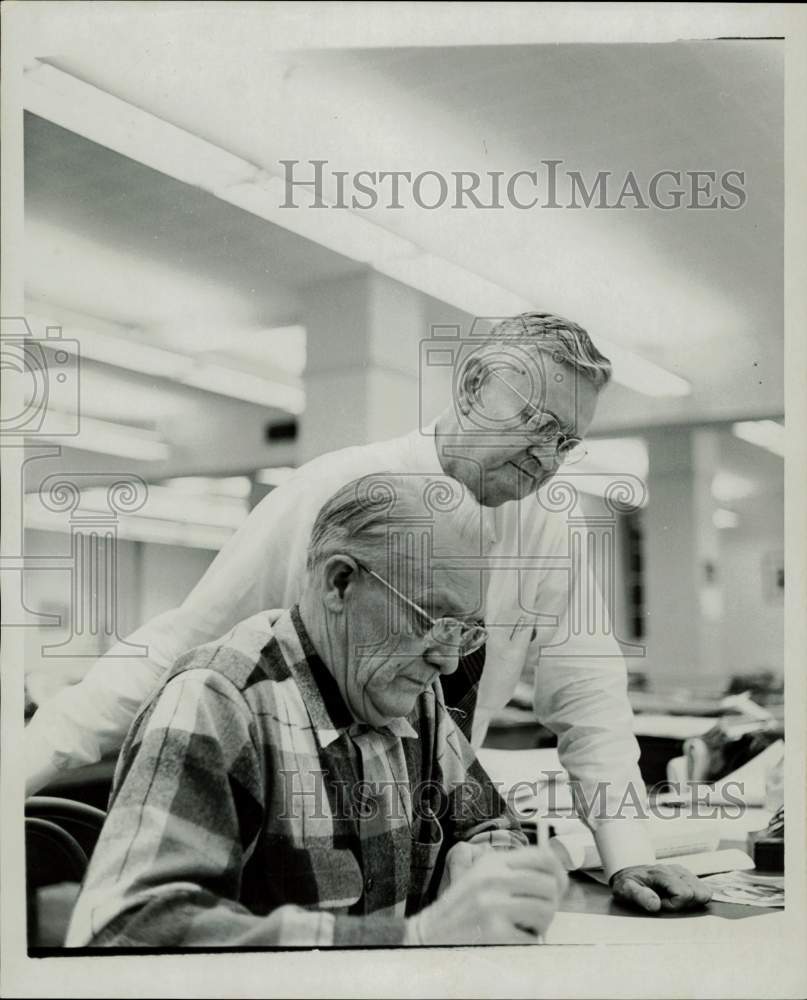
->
[436,841,491,896]
[610,863,713,913]
[407,845,568,945]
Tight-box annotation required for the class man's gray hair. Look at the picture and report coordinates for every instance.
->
[307,473,478,571]
[489,311,612,389]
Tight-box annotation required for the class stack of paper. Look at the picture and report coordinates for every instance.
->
[701,869,784,907]
[550,816,725,872]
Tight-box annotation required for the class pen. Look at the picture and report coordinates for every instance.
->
[535,817,547,944]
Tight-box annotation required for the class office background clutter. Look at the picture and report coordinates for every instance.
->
[18,35,784,727]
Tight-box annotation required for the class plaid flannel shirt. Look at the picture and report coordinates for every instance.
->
[67,606,526,948]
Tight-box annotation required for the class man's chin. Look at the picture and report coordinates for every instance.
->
[370,690,420,723]
[478,465,542,506]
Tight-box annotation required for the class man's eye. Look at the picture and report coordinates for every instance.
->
[408,610,430,636]
[525,414,557,437]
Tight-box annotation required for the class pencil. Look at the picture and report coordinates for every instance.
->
[535,817,547,944]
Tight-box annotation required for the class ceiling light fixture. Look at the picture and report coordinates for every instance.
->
[25,61,692,401]
[711,471,756,504]
[713,508,740,530]
[732,419,785,458]
[29,410,171,462]
[32,316,305,414]
[255,466,296,487]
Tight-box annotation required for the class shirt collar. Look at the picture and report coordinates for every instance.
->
[283,606,418,748]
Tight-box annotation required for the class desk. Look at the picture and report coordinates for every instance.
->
[558,840,770,923]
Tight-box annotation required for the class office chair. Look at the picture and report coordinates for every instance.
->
[25,797,107,947]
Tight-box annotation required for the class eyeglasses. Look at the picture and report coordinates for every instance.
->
[354,560,487,656]
[487,367,588,465]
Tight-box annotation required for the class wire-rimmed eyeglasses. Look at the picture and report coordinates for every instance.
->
[354,560,487,656]
[487,367,588,465]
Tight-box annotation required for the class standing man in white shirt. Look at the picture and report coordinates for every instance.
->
[24,311,711,914]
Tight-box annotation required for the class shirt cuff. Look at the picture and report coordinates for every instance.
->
[594,819,657,882]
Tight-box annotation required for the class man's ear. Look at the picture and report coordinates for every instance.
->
[321,555,359,613]
[457,356,485,416]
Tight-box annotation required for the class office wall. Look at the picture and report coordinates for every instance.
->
[719,494,785,680]
[22,528,217,706]
[138,543,216,625]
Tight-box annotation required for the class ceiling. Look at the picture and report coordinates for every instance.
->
[17,14,784,493]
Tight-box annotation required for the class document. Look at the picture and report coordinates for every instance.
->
[550,816,723,871]
[702,870,785,907]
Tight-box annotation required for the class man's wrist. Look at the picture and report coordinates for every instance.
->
[594,818,657,882]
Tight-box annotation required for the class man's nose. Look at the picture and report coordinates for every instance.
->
[422,638,461,676]
[528,444,560,474]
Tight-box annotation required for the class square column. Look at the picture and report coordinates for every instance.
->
[299,272,424,462]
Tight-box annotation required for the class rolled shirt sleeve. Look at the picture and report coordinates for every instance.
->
[472,502,656,880]
[531,510,656,879]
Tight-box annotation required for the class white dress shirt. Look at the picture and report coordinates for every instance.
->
[25,425,655,878]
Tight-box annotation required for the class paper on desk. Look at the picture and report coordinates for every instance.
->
[583,848,754,884]
[551,816,722,871]
[477,747,567,796]
[632,714,719,739]
[701,870,784,907]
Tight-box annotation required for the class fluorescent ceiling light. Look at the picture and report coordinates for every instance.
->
[711,471,756,504]
[29,410,171,462]
[162,476,253,499]
[212,325,308,379]
[713,508,740,530]
[255,466,296,487]
[79,485,248,529]
[40,325,191,380]
[732,420,785,458]
[25,480,250,545]
[24,62,258,193]
[25,499,234,551]
[53,365,185,423]
[25,62,691,401]
[34,318,305,414]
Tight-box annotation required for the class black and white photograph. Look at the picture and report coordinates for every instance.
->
[1,3,805,998]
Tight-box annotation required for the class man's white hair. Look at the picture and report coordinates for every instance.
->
[489,311,612,389]
[307,473,479,572]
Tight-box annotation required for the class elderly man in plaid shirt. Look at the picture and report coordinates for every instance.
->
[67,474,568,948]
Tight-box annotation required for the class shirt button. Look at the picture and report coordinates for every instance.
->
[365,875,374,891]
